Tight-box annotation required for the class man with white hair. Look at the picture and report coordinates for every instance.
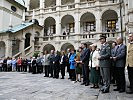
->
[113,37,126,93]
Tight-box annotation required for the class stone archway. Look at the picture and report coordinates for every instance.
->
[61,43,75,52]
[44,17,56,36]
[25,33,31,49]
[102,10,118,32]
[0,41,6,58]
[29,0,40,10]
[61,15,75,34]
[43,44,55,54]
[80,12,96,33]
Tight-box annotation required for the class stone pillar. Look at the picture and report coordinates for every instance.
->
[20,38,25,57]
[5,39,12,57]
[22,10,26,23]
[26,0,30,11]
[40,0,45,9]
[75,0,80,8]
[56,17,61,35]
[96,9,102,32]
[32,9,35,21]
[56,0,61,11]
[75,12,80,34]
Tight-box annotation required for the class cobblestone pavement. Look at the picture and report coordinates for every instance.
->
[0,72,132,100]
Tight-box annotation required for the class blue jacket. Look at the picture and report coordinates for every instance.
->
[69,53,76,69]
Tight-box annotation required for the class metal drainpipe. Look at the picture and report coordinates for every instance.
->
[120,0,123,38]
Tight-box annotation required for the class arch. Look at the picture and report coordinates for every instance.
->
[61,43,75,52]
[61,0,74,5]
[45,0,56,7]
[25,33,31,48]
[29,0,40,10]
[80,12,96,32]
[61,15,75,34]
[43,44,55,53]
[44,17,56,36]
[0,41,6,58]
[101,10,118,32]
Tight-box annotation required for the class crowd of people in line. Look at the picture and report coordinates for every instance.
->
[0,33,133,94]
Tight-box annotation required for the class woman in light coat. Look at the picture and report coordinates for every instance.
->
[42,50,50,77]
[89,44,100,88]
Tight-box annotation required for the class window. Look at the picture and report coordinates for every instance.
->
[84,22,95,32]
[105,20,117,32]
[11,6,17,12]
[67,23,75,33]
[50,25,56,35]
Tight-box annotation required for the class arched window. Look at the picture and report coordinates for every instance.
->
[25,33,31,48]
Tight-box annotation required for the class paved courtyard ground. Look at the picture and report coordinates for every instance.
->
[0,72,133,100]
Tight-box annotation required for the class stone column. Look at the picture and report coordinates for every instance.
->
[75,0,80,8]
[75,12,80,34]
[40,0,45,9]
[56,17,61,35]
[56,0,61,11]
[20,37,25,57]
[96,9,102,32]
[25,0,30,11]
[32,9,35,21]
[5,39,12,57]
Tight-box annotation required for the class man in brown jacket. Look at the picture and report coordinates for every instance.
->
[126,33,133,94]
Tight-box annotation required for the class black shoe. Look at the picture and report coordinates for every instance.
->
[85,83,89,86]
[61,77,64,79]
[90,86,95,88]
[113,84,117,86]
[119,89,125,93]
[102,90,109,93]
[81,83,86,85]
[126,90,133,94]
[113,88,120,91]
[127,86,131,88]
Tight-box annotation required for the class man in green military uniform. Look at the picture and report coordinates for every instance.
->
[98,34,111,93]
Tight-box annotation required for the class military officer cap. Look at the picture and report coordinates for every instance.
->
[99,34,107,40]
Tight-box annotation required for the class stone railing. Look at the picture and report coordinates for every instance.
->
[24,46,32,56]
[42,32,121,42]
[26,0,119,16]
[79,1,96,8]
[61,3,75,10]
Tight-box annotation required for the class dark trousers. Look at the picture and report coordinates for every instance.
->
[37,65,43,74]
[60,64,65,78]
[45,65,50,77]
[50,64,54,77]
[110,64,116,84]
[3,64,7,71]
[127,67,133,91]
[23,65,27,72]
[28,65,32,73]
[54,63,60,78]
[82,64,89,84]
[32,65,37,74]
[115,67,125,90]
[70,69,76,80]
[66,63,71,78]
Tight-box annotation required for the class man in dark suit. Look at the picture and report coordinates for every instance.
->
[113,37,126,93]
[66,49,72,79]
[60,51,67,79]
[80,43,90,86]
[49,50,55,77]
[99,34,111,93]
[53,51,61,79]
